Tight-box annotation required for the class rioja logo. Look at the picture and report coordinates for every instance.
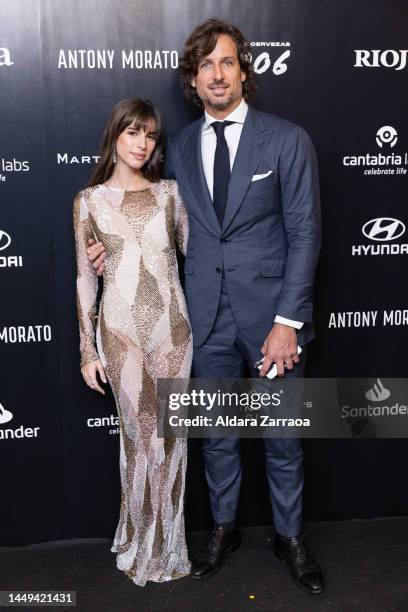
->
[354,50,408,70]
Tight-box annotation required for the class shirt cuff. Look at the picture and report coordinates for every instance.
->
[274,315,304,330]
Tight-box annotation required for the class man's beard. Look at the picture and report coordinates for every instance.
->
[201,88,239,111]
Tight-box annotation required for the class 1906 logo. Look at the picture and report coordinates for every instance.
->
[250,42,291,76]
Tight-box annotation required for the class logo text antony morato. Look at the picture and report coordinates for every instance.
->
[0,230,23,268]
[354,50,408,70]
[0,325,52,343]
[352,218,407,256]
[250,42,291,76]
[0,402,40,440]
[57,153,100,165]
[57,49,178,70]
[343,126,408,176]
[328,310,408,328]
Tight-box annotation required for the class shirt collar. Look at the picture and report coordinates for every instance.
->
[203,98,248,131]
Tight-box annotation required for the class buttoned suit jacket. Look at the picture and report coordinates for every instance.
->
[165,105,321,350]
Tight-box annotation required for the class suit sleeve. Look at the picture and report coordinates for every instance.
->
[73,191,100,367]
[275,126,321,323]
[163,136,176,179]
[173,181,189,256]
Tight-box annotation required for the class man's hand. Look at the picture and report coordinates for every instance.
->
[259,323,299,377]
[87,238,105,276]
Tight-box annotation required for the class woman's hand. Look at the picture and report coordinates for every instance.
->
[81,359,107,394]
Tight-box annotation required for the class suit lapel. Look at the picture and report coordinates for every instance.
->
[222,106,273,232]
[179,119,221,233]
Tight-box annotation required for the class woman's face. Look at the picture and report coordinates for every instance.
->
[115,119,158,170]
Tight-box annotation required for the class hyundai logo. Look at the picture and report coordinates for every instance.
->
[362,218,405,242]
[0,230,11,251]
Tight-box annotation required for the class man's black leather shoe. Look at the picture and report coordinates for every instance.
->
[274,534,324,594]
[190,523,241,579]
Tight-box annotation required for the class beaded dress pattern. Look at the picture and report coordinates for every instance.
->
[73,180,192,586]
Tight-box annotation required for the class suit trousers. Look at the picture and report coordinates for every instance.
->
[192,275,304,537]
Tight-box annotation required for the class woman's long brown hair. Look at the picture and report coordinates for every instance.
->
[88,98,163,187]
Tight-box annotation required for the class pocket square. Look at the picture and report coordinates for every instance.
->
[251,170,274,182]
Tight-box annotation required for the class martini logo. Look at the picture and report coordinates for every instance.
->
[0,402,40,440]
[354,50,408,71]
[0,48,13,66]
[343,126,408,176]
[365,379,390,402]
[352,218,407,256]
[250,42,291,76]
[57,153,100,165]
[376,126,398,148]
[0,402,13,424]
[0,229,23,268]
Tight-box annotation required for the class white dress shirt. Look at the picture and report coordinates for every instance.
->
[201,99,303,331]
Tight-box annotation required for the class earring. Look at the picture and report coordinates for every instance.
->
[112,150,117,164]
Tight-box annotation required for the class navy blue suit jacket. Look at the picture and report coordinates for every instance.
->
[165,105,321,349]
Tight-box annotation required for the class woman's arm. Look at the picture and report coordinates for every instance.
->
[73,191,106,394]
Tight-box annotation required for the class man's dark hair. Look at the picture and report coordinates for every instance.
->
[179,18,257,108]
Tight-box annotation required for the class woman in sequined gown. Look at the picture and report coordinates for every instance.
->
[73,99,192,586]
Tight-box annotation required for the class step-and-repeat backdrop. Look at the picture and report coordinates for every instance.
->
[1,0,407,544]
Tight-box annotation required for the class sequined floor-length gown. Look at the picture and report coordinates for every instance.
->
[73,180,193,586]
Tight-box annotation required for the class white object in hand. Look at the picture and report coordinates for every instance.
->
[257,345,302,379]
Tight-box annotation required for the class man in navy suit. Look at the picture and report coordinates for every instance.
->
[88,18,323,594]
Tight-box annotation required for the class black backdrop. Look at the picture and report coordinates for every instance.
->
[1,0,408,545]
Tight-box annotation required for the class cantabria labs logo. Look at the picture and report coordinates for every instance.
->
[87,414,119,435]
[0,157,30,183]
[0,229,23,268]
[352,217,407,256]
[376,126,398,148]
[343,125,408,176]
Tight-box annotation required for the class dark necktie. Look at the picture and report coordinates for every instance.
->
[211,120,234,227]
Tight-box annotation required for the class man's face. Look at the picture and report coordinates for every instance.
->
[191,33,246,114]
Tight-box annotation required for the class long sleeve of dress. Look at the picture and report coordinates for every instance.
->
[73,190,99,367]
[173,181,189,256]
